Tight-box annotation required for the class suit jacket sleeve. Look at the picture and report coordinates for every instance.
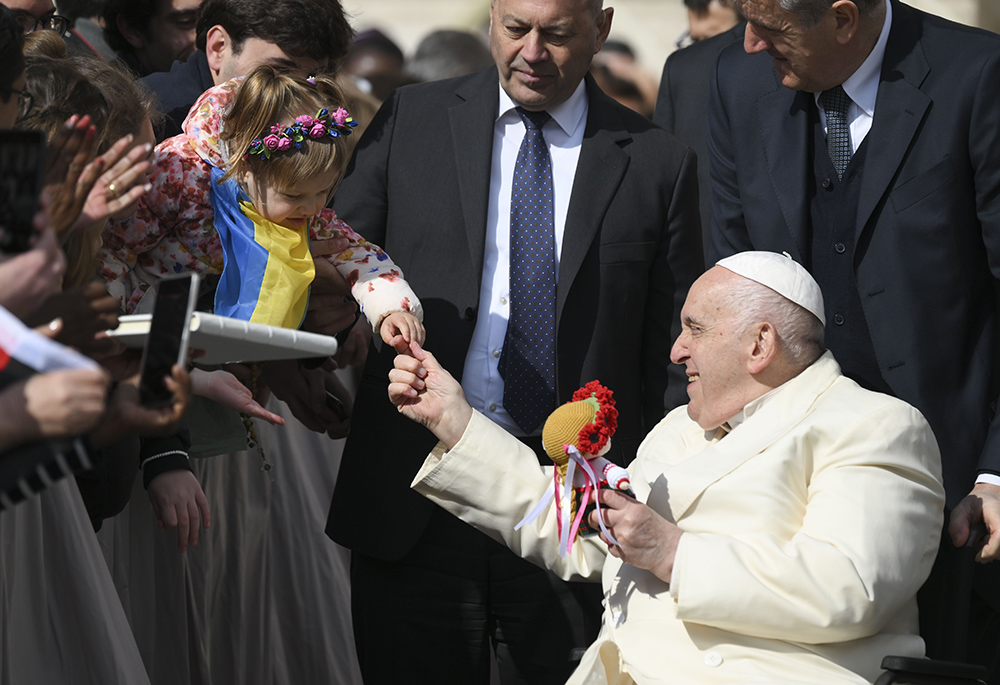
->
[669,402,944,644]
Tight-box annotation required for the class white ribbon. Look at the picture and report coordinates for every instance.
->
[567,446,620,548]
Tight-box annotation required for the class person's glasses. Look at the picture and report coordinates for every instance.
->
[1,88,34,121]
[11,9,70,35]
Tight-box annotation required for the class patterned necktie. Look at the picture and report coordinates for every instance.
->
[820,85,852,179]
[499,107,556,434]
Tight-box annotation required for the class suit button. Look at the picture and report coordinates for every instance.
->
[834,242,846,254]
[822,178,833,189]
[834,313,845,325]
[465,307,477,321]
[704,651,723,667]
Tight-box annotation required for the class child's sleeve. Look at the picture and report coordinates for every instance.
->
[312,209,423,333]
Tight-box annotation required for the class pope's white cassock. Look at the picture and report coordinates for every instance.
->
[412,351,945,684]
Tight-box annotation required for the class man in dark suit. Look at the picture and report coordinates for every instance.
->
[707,0,1000,673]
[327,0,702,681]
[654,19,744,257]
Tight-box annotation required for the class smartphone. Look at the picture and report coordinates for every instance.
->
[139,273,200,406]
[0,130,46,254]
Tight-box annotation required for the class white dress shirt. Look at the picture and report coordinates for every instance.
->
[460,81,588,436]
[815,0,891,151]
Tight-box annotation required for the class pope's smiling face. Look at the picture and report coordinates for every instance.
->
[489,0,612,111]
[670,267,756,430]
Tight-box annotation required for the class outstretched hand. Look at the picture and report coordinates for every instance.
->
[949,482,1000,562]
[191,368,285,426]
[591,489,682,584]
[388,342,471,449]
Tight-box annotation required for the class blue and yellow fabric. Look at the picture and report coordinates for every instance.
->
[209,166,314,329]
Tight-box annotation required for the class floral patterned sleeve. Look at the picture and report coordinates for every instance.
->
[310,208,423,333]
[99,136,223,313]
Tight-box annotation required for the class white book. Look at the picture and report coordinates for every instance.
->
[107,312,338,365]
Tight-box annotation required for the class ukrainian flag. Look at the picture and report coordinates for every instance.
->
[209,166,314,329]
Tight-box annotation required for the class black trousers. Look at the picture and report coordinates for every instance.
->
[351,505,604,684]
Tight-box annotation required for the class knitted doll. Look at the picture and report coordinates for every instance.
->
[516,381,634,556]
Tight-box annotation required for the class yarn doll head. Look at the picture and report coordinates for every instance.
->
[542,380,619,473]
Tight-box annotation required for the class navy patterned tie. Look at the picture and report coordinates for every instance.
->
[820,85,852,179]
[499,107,556,434]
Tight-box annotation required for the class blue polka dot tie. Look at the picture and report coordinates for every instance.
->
[820,85,852,179]
[499,107,556,434]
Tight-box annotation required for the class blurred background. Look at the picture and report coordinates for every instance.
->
[343,0,1000,92]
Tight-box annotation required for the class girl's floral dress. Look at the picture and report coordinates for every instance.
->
[99,78,422,331]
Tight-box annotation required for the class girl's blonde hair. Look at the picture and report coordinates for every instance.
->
[219,65,353,200]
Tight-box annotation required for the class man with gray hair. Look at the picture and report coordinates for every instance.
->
[708,0,1000,671]
[388,251,945,684]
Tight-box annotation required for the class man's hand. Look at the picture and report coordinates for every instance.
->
[388,342,471,449]
[190,368,284,426]
[333,323,371,368]
[304,239,358,336]
[148,469,211,553]
[23,367,111,439]
[25,281,122,358]
[262,360,346,435]
[90,365,191,447]
[592,489,683,584]
[0,213,66,319]
[949,482,1000,562]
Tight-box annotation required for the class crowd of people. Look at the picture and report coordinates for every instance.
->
[0,0,998,683]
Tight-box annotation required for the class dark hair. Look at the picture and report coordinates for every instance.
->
[0,5,25,98]
[101,0,159,53]
[195,0,353,64]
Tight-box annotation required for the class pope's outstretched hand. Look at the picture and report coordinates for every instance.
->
[388,342,472,450]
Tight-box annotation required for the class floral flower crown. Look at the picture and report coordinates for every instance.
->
[245,107,358,160]
[570,381,619,455]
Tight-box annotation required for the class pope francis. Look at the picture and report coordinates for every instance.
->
[387,251,945,684]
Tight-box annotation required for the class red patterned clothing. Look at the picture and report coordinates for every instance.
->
[99,79,422,331]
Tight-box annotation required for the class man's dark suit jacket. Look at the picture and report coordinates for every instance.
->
[708,0,1000,507]
[654,22,744,259]
[327,68,702,560]
[143,50,214,142]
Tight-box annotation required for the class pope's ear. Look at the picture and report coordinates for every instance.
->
[746,321,778,375]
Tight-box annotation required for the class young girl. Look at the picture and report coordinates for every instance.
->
[100,65,424,348]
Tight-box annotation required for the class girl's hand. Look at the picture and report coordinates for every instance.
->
[148,469,211,553]
[380,312,426,354]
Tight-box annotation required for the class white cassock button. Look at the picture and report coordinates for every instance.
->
[704,651,723,667]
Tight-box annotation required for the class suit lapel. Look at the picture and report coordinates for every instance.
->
[856,0,930,242]
[558,79,630,315]
[756,83,812,260]
[450,72,500,280]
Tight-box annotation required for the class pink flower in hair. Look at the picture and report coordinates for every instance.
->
[308,122,326,138]
[332,107,349,126]
[270,124,281,134]
[263,134,281,150]
[295,115,314,126]
[276,137,292,151]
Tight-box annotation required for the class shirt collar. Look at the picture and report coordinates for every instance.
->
[711,382,785,439]
[496,79,588,137]
[814,0,891,117]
